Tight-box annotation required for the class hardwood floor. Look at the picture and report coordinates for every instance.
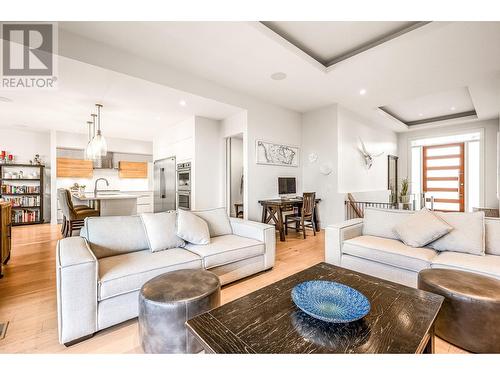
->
[0,224,467,354]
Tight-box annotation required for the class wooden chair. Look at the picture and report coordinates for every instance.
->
[284,192,317,239]
[57,189,99,237]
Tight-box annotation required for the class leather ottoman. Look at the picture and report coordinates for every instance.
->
[138,269,220,353]
[418,268,500,353]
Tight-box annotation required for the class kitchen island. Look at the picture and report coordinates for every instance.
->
[72,192,138,216]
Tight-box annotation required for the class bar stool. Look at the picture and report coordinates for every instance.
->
[57,189,99,237]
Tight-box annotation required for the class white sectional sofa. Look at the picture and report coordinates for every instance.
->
[325,208,500,288]
[56,214,275,346]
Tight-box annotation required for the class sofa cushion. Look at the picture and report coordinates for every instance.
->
[191,207,233,237]
[431,251,500,280]
[185,234,264,269]
[81,216,149,259]
[362,208,414,240]
[98,248,202,300]
[485,218,500,256]
[343,235,438,272]
[429,211,485,256]
[177,209,210,245]
[140,211,185,252]
[394,208,452,247]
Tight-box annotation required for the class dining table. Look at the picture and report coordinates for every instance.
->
[258,197,321,241]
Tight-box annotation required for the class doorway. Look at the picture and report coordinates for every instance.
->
[225,134,244,218]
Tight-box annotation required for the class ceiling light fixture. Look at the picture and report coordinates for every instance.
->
[450,106,456,111]
[179,100,187,107]
[271,72,287,81]
[92,103,107,158]
[85,118,95,160]
[419,113,424,117]
[359,89,367,96]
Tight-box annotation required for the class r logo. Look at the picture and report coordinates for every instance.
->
[2,23,53,76]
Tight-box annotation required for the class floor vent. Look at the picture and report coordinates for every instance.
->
[0,322,8,340]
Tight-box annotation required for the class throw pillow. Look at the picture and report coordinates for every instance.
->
[140,211,185,252]
[362,207,415,240]
[394,208,453,248]
[191,207,232,237]
[177,209,211,245]
[428,211,485,256]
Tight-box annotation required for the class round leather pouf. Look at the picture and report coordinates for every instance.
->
[418,268,500,353]
[139,269,221,354]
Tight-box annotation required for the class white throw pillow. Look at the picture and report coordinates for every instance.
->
[429,211,485,256]
[177,209,211,245]
[191,207,232,237]
[362,208,414,240]
[140,211,185,252]
[394,209,453,248]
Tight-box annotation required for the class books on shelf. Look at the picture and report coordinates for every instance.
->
[3,195,40,207]
[11,208,40,224]
[0,185,40,194]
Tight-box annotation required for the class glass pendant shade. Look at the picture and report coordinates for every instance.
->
[84,120,95,160]
[93,103,107,158]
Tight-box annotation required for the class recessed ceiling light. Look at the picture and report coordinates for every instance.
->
[179,100,187,107]
[450,106,456,111]
[270,72,287,81]
[359,89,367,96]
[0,96,12,103]
[419,113,424,117]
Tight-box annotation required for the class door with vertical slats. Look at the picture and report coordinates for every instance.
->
[423,143,465,212]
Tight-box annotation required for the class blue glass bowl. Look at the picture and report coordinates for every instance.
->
[291,280,370,323]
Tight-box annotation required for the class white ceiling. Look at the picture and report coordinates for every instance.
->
[0,55,241,141]
[382,86,475,123]
[58,21,500,132]
[261,21,418,65]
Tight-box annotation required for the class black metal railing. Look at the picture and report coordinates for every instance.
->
[344,200,398,220]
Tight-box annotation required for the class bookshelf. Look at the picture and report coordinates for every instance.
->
[0,164,45,226]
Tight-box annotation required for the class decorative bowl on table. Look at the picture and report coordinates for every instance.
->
[291,280,370,323]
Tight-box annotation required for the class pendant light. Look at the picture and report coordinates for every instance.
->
[92,103,107,157]
[84,119,95,160]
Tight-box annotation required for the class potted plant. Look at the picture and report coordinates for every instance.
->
[399,178,410,204]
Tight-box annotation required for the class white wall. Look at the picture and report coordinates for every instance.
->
[301,105,344,226]
[0,127,52,222]
[193,116,223,209]
[337,107,398,195]
[398,118,500,208]
[153,117,195,163]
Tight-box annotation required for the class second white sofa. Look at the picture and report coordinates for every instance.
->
[325,208,500,288]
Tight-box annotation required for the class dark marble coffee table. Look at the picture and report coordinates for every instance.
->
[186,263,443,354]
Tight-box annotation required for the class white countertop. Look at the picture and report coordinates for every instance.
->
[72,192,138,200]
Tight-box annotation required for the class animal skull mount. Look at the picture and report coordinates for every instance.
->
[358,138,384,169]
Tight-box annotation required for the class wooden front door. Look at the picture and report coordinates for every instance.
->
[423,142,465,212]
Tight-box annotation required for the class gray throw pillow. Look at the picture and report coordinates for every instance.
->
[177,209,211,245]
[140,211,185,252]
[191,207,232,237]
[429,211,485,256]
[394,209,453,248]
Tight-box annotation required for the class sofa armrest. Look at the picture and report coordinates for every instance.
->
[56,236,98,345]
[325,219,363,266]
[230,218,276,269]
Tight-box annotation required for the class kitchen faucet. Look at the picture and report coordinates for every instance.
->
[94,178,109,196]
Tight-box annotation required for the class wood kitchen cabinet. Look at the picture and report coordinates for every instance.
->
[0,201,12,278]
[57,158,93,178]
[119,161,148,178]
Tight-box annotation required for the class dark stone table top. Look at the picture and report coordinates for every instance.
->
[186,263,443,353]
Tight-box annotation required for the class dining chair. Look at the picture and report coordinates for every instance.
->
[57,189,99,237]
[284,192,317,239]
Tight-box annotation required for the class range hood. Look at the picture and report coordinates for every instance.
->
[93,152,115,169]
